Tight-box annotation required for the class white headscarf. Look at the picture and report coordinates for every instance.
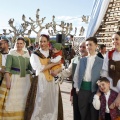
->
[13,39,28,51]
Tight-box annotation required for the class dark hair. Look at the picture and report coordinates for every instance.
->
[70,35,73,38]
[99,44,106,50]
[86,37,97,44]
[99,77,110,83]
[40,34,49,41]
[114,31,120,36]
[17,37,25,42]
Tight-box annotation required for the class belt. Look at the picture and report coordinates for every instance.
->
[11,67,28,72]
[81,81,91,91]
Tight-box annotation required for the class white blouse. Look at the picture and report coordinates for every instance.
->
[101,51,120,93]
[30,48,49,76]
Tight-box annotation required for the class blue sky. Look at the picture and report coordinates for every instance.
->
[0,0,94,36]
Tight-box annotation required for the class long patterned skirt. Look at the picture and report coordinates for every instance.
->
[24,73,63,120]
[0,74,30,120]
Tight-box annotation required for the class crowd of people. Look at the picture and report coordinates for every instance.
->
[0,31,120,120]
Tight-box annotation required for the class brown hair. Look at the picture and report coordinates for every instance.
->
[99,77,110,83]
[40,34,50,41]
[86,37,98,44]
[70,35,73,38]
[17,37,25,42]
[99,44,106,50]
[114,31,120,36]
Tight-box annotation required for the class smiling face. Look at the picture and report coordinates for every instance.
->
[85,41,97,55]
[98,81,110,93]
[112,33,120,51]
[79,42,87,57]
[39,36,49,50]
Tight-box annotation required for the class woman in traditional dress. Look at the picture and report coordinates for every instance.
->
[101,31,120,110]
[0,37,31,120]
[24,34,63,120]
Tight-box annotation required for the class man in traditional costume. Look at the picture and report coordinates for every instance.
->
[74,37,103,120]
[0,36,9,85]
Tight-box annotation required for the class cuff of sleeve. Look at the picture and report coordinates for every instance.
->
[36,65,45,76]
[5,68,11,73]
[94,95,100,99]
[76,88,79,92]
[5,70,11,73]
[36,70,39,76]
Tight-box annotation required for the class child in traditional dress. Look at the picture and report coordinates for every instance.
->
[50,43,64,83]
[92,77,120,120]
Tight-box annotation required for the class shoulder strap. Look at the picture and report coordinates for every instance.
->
[34,50,51,59]
[34,50,43,58]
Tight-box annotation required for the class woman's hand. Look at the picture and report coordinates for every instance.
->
[0,68,5,73]
[6,80,11,89]
[5,72,11,89]
[51,70,58,77]
[52,61,61,65]
[42,61,61,72]
[51,68,62,77]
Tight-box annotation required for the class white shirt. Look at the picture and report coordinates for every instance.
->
[101,51,120,93]
[60,56,79,79]
[83,55,96,82]
[2,54,8,66]
[92,90,120,112]
[73,55,96,91]
[104,90,111,113]
[102,53,106,58]
[73,59,80,90]
[30,48,49,76]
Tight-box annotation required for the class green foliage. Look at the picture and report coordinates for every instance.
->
[50,40,56,45]
[30,38,35,43]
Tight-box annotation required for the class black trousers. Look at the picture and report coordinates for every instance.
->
[78,89,99,120]
[73,88,81,120]
[105,113,111,120]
